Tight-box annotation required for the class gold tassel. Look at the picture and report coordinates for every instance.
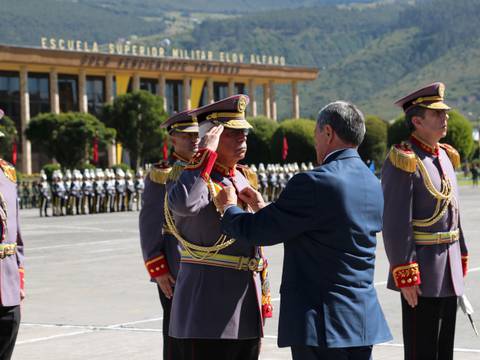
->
[167,163,186,182]
[439,143,461,169]
[148,167,171,184]
[388,145,417,173]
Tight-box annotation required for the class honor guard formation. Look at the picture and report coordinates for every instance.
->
[17,162,312,217]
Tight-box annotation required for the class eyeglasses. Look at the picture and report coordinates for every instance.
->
[223,128,250,137]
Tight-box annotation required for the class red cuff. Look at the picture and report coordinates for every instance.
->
[145,255,170,278]
[462,255,468,277]
[185,148,218,181]
[392,262,421,288]
[262,303,273,319]
[19,268,25,290]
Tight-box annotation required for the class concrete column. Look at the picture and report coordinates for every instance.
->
[248,79,257,117]
[107,140,117,167]
[269,80,277,121]
[49,68,60,114]
[157,74,167,112]
[292,80,300,119]
[79,69,88,113]
[20,66,32,174]
[183,77,191,110]
[207,77,214,104]
[228,78,235,97]
[133,73,140,91]
[105,72,114,104]
[263,83,271,119]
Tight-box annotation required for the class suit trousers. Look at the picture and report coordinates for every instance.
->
[0,305,21,360]
[291,345,372,360]
[401,295,457,360]
[175,338,260,360]
[157,286,181,360]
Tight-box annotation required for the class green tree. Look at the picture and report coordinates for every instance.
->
[244,116,279,164]
[0,115,19,163]
[358,115,388,167]
[442,110,474,160]
[271,118,316,163]
[26,112,116,168]
[102,90,168,168]
[387,115,411,147]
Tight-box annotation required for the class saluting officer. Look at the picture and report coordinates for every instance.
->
[0,153,25,359]
[139,110,199,360]
[166,95,272,360]
[382,82,468,360]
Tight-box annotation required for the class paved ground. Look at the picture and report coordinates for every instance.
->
[11,186,480,359]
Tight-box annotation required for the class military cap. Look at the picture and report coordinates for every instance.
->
[190,94,252,131]
[395,82,451,113]
[161,110,199,134]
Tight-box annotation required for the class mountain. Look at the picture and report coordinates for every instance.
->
[1,0,479,121]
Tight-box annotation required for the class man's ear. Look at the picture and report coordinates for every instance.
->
[411,115,423,129]
[324,124,334,143]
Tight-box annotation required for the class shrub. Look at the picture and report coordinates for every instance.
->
[244,116,279,164]
[271,118,316,163]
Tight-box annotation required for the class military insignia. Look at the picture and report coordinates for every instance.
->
[149,166,172,184]
[237,96,247,113]
[438,83,445,98]
[0,159,17,183]
[167,163,186,182]
[439,143,461,169]
[388,142,417,173]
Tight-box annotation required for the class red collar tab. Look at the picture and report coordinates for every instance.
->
[214,162,235,177]
[410,135,439,156]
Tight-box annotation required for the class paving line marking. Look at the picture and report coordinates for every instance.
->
[17,330,94,345]
[28,238,137,251]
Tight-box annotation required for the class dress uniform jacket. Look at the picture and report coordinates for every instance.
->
[221,149,392,348]
[139,157,187,280]
[0,160,24,307]
[382,137,468,296]
[167,149,263,339]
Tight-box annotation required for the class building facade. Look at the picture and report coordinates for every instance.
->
[0,43,318,174]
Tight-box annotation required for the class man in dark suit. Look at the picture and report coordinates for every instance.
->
[217,101,392,360]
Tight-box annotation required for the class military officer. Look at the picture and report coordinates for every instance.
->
[382,82,468,360]
[166,95,272,359]
[134,169,144,211]
[0,157,25,359]
[139,110,199,360]
[38,170,50,217]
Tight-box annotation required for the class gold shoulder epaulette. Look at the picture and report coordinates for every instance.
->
[167,163,185,182]
[0,159,17,183]
[439,143,461,169]
[149,166,171,184]
[236,164,259,190]
[388,142,417,173]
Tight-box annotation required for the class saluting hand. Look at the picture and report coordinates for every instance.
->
[155,273,175,300]
[239,187,266,212]
[199,125,224,152]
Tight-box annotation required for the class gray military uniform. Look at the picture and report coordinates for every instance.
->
[167,153,263,339]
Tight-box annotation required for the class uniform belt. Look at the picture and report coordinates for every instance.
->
[180,250,267,272]
[0,243,17,259]
[413,229,460,245]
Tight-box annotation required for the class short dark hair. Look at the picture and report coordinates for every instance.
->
[405,106,427,131]
[316,101,365,146]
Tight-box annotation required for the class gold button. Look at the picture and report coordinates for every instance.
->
[401,280,406,284]
[407,278,412,283]
[160,264,165,268]
[413,276,418,281]
[155,267,160,271]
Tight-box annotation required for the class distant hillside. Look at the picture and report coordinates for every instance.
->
[173,0,480,120]
[1,0,479,121]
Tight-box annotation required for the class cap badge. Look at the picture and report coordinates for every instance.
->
[438,83,445,99]
[237,96,247,112]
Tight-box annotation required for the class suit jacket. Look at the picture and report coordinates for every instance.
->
[0,160,24,307]
[222,148,392,348]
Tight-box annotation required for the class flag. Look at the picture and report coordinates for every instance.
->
[282,135,288,161]
[92,135,99,164]
[12,141,17,166]
[162,139,169,160]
